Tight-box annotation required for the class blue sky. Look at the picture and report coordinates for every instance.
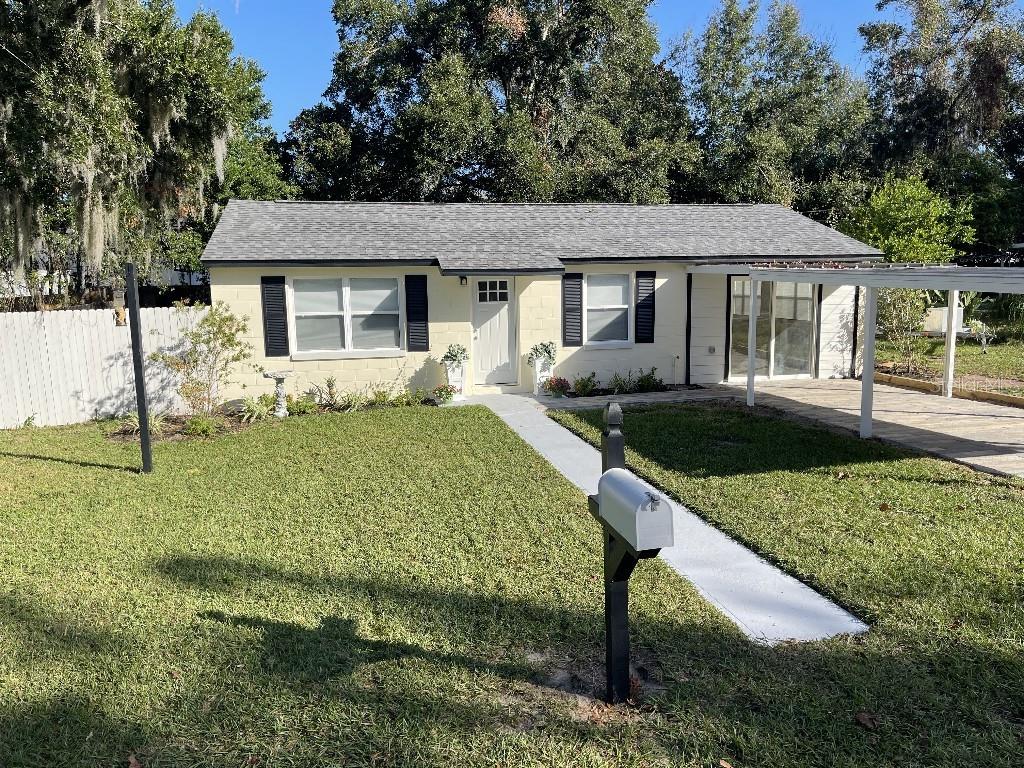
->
[175,1,917,135]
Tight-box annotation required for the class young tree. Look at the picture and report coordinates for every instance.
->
[150,302,252,415]
[878,288,928,374]
[284,0,695,203]
[844,175,975,264]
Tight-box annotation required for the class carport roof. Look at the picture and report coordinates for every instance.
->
[201,200,882,273]
[746,263,1024,293]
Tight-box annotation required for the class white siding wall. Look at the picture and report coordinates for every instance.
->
[818,285,858,378]
[0,307,204,429]
[687,273,729,385]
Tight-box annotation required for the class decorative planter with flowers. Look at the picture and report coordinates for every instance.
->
[527,341,557,395]
[441,343,469,400]
[543,375,571,398]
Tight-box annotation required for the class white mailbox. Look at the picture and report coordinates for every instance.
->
[597,468,675,552]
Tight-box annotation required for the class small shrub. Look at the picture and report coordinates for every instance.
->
[20,415,36,429]
[239,395,274,423]
[183,415,225,438]
[572,372,599,397]
[608,370,637,394]
[149,302,253,416]
[878,288,927,374]
[635,367,666,393]
[527,341,557,368]
[286,394,319,416]
[370,389,391,408]
[432,384,457,403]
[338,391,369,412]
[310,376,341,410]
[410,387,430,405]
[390,390,414,407]
[543,376,571,396]
[441,343,469,365]
[120,411,169,437]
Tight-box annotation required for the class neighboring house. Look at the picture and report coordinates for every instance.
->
[202,201,881,398]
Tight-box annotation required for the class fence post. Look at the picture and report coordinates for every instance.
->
[125,263,152,473]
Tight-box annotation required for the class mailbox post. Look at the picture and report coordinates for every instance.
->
[588,403,674,704]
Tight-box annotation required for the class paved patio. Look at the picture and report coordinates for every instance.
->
[739,379,1024,478]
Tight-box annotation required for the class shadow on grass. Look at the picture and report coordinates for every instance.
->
[0,449,139,474]
[147,553,1024,766]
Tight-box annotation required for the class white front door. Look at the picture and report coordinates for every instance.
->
[472,278,516,385]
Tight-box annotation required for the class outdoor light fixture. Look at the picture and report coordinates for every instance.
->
[459,275,468,286]
[589,403,675,704]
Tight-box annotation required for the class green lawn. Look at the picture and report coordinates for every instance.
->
[2,406,1023,766]
[877,337,1024,388]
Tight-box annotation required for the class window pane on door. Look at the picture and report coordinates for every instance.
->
[730,278,770,377]
[587,308,628,342]
[296,315,345,352]
[774,282,815,375]
[350,278,399,312]
[352,314,400,349]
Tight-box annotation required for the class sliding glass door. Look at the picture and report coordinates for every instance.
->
[729,277,816,379]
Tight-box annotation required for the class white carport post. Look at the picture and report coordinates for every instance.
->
[942,289,960,398]
[860,286,878,438]
[746,278,760,406]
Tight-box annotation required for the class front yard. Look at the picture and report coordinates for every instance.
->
[1,405,1022,766]
[877,337,1024,395]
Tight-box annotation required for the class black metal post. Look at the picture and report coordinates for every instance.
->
[600,402,631,703]
[125,263,152,474]
[601,402,625,473]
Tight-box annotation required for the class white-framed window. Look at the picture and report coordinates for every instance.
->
[584,273,631,345]
[291,277,403,356]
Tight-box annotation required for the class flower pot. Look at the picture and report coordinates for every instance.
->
[533,358,553,395]
[444,361,466,400]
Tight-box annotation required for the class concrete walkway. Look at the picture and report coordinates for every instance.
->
[468,393,868,645]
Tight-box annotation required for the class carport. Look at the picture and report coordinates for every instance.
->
[743,265,1024,438]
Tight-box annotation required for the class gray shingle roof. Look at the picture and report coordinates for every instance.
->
[202,200,881,272]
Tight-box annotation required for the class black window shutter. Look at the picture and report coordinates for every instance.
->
[562,273,583,347]
[260,276,289,357]
[635,271,656,343]
[405,275,429,352]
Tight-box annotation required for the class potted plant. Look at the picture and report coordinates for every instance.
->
[543,375,571,398]
[441,343,469,399]
[527,341,557,395]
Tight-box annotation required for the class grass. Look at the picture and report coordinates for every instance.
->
[549,403,1024,765]
[1,405,1022,766]
[877,337,1024,387]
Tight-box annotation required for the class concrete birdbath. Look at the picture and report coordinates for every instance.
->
[262,370,294,418]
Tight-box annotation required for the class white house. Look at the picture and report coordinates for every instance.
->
[201,201,881,398]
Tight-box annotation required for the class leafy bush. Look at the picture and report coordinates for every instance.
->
[441,344,469,365]
[286,394,319,416]
[150,302,252,416]
[410,387,430,405]
[543,376,571,396]
[527,341,557,367]
[432,384,457,403]
[878,288,927,374]
[183,415,225,438]
[370,389,391,408]
[635,367,666,393]
[608,370,636,394]
[310,376,341,410]
[239,395,275,423]
[572,372,599,397]
[119,411,169,437]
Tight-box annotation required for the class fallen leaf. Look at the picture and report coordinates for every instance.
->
[128,754,143,768]
[720,760,734,768]
[878,503,891,512]
[855,710,880,730]
[836,471,848,480]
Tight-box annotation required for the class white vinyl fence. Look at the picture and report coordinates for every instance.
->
[0,307,206,429]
